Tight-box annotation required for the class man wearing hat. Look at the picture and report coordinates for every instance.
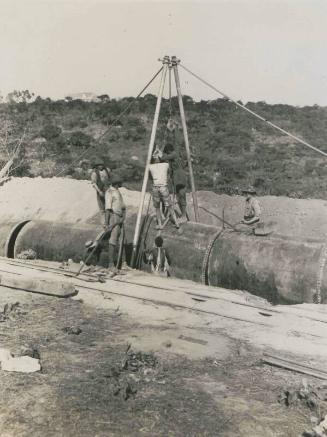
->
[74,159,92,179]
[241,185,261,225]
[90,158,111,226]
[105,175,126,275]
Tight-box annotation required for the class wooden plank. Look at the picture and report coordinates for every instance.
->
[1,259,94,282]
[178,335,208,345]
[75,283,272,327]
[0,275,76,298]
[5,258,326,323]
[262,353,327,380]
[2,258,327,337]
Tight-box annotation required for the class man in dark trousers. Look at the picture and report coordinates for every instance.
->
[162,142,188,223]
[90,158,111,227]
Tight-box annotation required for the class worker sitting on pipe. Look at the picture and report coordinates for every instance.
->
[241,185,261,225]
[105,175,126,276]
[149,149,180,231]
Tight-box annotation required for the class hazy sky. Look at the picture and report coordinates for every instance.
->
[0,0,326,106]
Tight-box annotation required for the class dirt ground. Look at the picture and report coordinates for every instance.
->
[0,286,324,437]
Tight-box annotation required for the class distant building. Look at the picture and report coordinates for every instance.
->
[68,92,99,102]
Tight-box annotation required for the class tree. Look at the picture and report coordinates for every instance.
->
[7,90,34,104]
[40,124,62,141]
[97,94,110,103]
[69,131,93,148]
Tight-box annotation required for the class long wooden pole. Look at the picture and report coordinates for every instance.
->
[130,56,170,267]
[172,56,199,222]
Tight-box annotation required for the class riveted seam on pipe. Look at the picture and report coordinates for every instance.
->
[315,242,327,304]
[201,229,225,285]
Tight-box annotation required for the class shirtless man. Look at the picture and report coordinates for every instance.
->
[149,149,180,230]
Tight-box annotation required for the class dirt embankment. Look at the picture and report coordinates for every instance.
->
[190,191,327,241]
[1,177,327,241]
[0,177,149,224]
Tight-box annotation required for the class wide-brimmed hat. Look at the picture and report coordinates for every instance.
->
[242,185,256,194]
[152,147,163,160]
[111,174,123,185]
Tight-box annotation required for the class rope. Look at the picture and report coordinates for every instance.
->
[180,63,327,159]
[135,214,149,268]
[136,214,154,269]
[55,66,164,177]
[199,206,238,231]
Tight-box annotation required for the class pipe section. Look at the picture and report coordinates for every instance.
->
[5,218,327,304]
[0,221,31,257]
[207,231,324,304]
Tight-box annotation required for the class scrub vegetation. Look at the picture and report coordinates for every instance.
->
[1,91,327,198]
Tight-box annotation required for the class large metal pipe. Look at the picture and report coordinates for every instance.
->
[0,221,31,257]
[206,231,324,304]
[5,218,327,304]
[14,221,98,263]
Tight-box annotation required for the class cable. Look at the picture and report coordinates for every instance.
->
[55,66,164,177]
[96,66,163,144]
[199,206,237,231]
[180,63,327,159]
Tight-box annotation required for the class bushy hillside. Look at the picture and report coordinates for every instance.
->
[1,92,327,198]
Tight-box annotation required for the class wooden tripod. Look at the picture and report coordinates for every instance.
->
[131,55,199,267]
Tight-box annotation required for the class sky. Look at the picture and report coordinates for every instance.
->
[0,0,326,106]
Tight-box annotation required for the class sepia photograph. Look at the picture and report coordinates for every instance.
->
[0,0,327,435]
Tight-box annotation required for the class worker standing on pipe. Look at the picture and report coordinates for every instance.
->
[241,186,261,225]
[162,141,188,223]
[105,175,126,277]
[149,149,180,230]
[90,157,111,227]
